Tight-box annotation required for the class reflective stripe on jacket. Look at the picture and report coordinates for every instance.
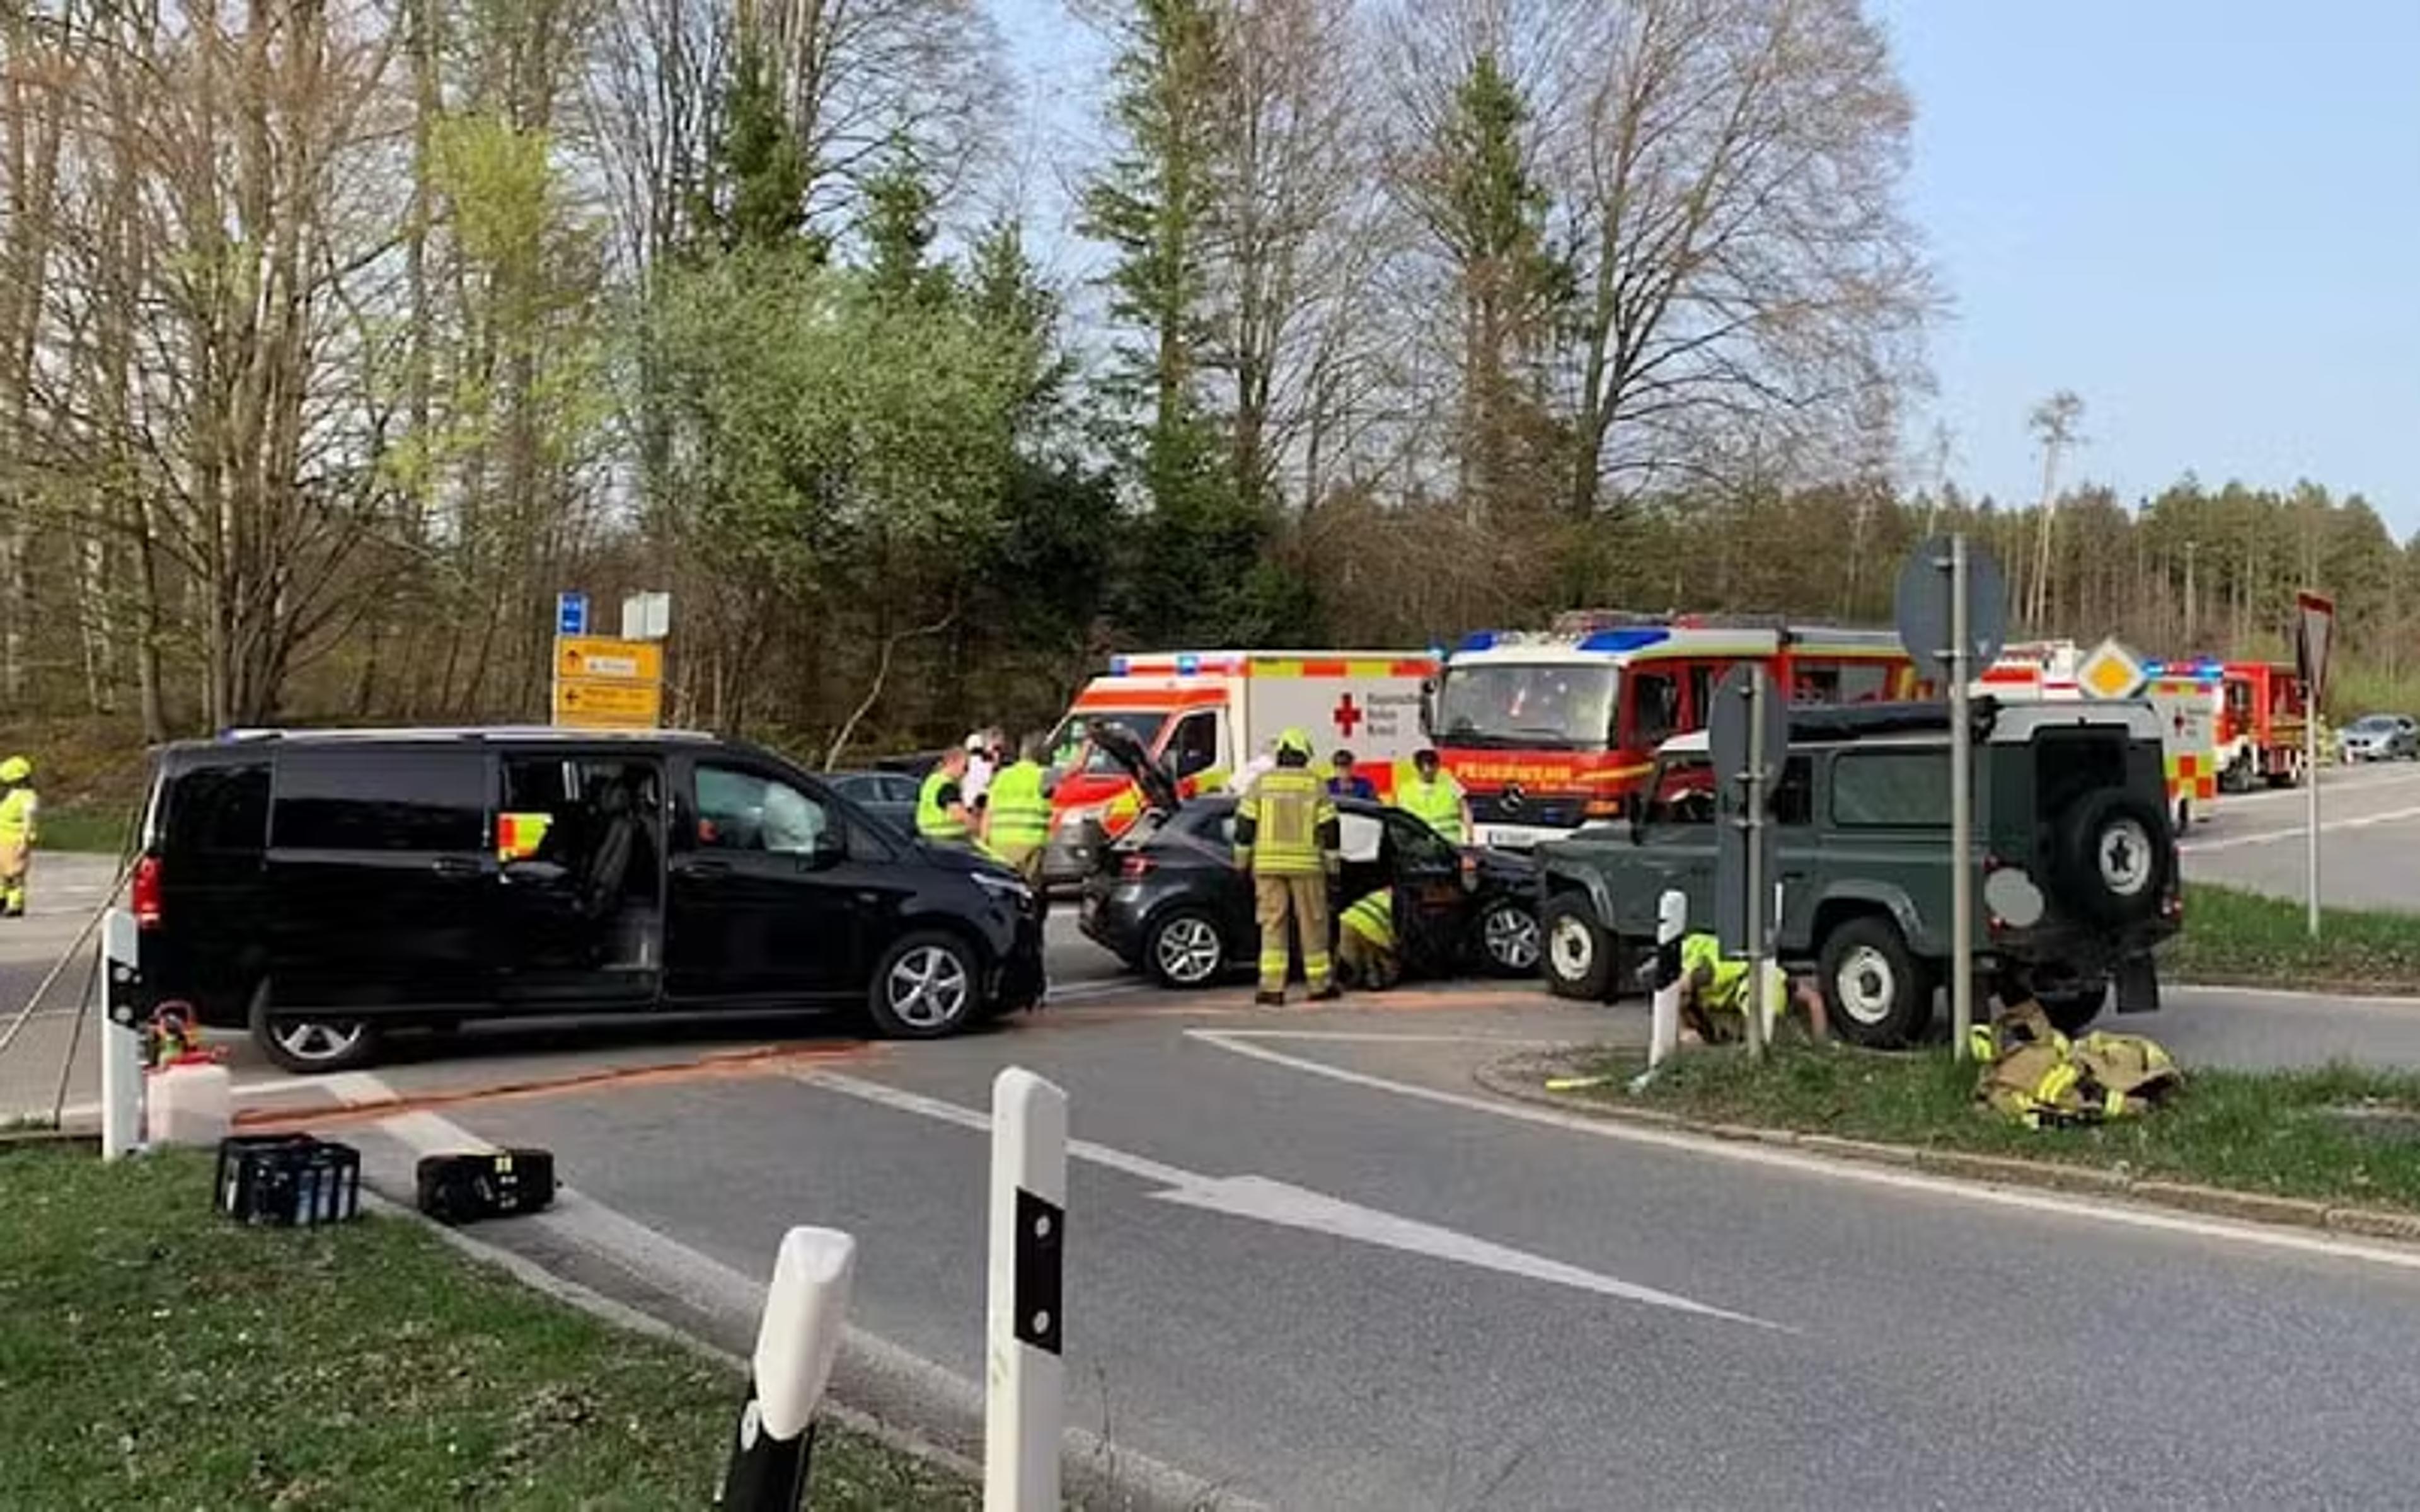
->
[984,761,1052,854]
[1235,767,1336,876]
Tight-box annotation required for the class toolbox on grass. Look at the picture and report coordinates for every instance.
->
[214,1133,362,1226]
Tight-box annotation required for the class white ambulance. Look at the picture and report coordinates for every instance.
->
[1040,650,1440,883]
[1976,641,2220,832]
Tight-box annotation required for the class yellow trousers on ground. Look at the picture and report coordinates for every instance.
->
[1253,873,1330,997]
[1338,927,1398,990]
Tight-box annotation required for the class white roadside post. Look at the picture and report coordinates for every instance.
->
[717,1226,856,1511]
[1741,665,1772,1063]
[1948,534,1976,1062]
[1630,889,1688,1092]
[986,1068,1067,1512]
[98,907,144,1160]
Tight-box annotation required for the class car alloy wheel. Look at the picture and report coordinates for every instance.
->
[270,1017,367,1067]
[1834,944,1898,1028]
[1152,915,1224,987]
[1482,902,1541,972]
[886,944,971,1030]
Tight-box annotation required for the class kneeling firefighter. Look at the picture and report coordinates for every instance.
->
[1337,886,1398,991]
[1677,933,1828,1043]
[1235,728,1340,1007]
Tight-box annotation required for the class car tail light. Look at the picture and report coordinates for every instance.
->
[131,854,163,929]
[1120,854,1155,881]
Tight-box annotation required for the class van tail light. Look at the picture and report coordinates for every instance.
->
[131,854,164,929]
[1582,797,1625,818]
[1120,854,1155,881]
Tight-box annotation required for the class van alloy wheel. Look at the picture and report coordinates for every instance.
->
[269,1017,367,1066]
[1834,944,1898,1027]
[886,944,971,1029]
[1482,902,1541,972]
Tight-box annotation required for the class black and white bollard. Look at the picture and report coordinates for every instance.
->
[1631,889,1687,1092]
[717,1227,857,1511]
[985,1067,1066,1512]
[98,908,144,1160]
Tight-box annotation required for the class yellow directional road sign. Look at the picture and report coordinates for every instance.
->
[552,678,663,728]
[555,635,664,684]
[2078,637,2149,701]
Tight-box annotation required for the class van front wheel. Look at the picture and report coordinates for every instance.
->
[248,982,383,1075]
[1543,895,1616,1001]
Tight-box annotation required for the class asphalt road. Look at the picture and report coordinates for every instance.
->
[350,1000,2420,1509]
[2182,758,2420,912]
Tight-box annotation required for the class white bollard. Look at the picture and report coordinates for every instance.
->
[985,1067,1067,1512]
[717,1226,857,1511]
[98,908,144,1161]
[1632,890,1687,1093]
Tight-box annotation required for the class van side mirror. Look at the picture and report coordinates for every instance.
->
[1625,789,1645,844]
[809,829,848,870]
[1419,679,1438,738]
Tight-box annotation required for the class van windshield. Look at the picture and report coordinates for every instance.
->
[1434,665,1617,751]
[1049,711,1168,775]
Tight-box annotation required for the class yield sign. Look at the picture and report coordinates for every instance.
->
[2297,590,2336,702]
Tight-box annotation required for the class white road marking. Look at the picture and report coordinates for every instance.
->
[2169,983,2420,1013]
[2184,802,2420,853]
[796,1067,1777,1330]
[1189,1029,2420,1276]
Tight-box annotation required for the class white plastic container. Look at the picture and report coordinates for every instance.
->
[146,1062,233,1147]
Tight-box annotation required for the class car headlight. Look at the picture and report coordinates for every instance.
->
[974,871,1033,906]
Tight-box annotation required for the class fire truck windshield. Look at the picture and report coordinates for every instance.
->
[1434,663,1617,751]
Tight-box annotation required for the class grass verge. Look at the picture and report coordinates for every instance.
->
[0,1144,976,1511]
[2171,883,2420,992]
[34,803,132,857]
[1557,1041,2420,1214]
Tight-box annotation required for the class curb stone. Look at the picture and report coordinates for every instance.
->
[1472,1051,2420,1249]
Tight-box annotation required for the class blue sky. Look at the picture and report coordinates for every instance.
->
[993,1,2419,530]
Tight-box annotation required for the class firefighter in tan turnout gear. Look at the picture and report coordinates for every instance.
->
[1235,728,1340,1006]
[0,755,35,919]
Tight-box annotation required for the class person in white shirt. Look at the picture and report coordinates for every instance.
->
[961,731,998,811]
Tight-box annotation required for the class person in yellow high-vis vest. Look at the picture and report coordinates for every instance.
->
[1235,728,1340,1006]
[979,733,1055,890]
[1397,747,1471,845]
[0,755,37,919]
[1337,886,1399,990]
[916,747,979,849]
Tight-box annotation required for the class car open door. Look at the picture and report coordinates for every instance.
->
[1382,811,1468,975]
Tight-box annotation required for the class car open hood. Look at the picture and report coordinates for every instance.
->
[1085,717,1184,813]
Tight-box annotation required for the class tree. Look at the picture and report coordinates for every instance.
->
[2026,389,2085,628]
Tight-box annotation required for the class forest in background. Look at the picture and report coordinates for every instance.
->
[0,0,2406,777]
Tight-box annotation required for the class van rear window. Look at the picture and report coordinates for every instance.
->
[166,762,270,857]
[273,750,487,853]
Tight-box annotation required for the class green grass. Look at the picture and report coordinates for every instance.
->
[33,803,132,857]
[1567,1042,2420,1211]
[0,1145,976,1511]
[2172,883,2420,990]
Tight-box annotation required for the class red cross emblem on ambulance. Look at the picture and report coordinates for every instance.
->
[1332,694,1364,737]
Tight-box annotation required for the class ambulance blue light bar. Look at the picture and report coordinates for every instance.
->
[1576,627,1669,653]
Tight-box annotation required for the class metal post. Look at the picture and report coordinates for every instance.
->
[1949,534,1976,1061]
[717,1227,856,1512]
[1741,666,1769,1062]
[1630,890,1687,1091]
[2306,701,2322,939]
[99,908,143,1160]
[986,1068,1066,1512]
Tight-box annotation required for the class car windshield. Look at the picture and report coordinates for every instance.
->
[2351,716,2397,733]
[1433,664,1616,750]
[1049,711,1167,776]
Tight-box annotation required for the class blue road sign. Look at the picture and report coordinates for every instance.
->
[556,591,587,636]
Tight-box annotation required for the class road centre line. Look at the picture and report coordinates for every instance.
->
[2183,802,2420,852]
[1187,1029,2420,1277]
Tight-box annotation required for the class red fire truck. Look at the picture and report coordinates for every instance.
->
[2217,660,2310,790]
[1431,612,1920,850]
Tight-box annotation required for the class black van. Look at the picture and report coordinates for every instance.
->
[132,728,1045,1072]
